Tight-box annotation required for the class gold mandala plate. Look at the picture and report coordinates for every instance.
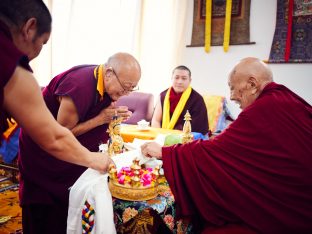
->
[109,180,158,201]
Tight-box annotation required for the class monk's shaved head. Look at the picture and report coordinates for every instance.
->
[104,52,141,101]
[107,52,141,80]
[228,57,273,110]
[230,57,273,86]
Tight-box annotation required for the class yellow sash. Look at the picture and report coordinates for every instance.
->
[2,118,18,140]
[94,64,105,100]
[162,86,192,129]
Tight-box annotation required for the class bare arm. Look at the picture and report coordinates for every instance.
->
[151,97,162,128]
[3,66,112,172]
[57,96,132,137]
[57,96,114,136]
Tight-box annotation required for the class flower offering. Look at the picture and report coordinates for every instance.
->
[108,158,161,201]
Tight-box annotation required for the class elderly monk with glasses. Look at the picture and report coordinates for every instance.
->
[18,52,141,233]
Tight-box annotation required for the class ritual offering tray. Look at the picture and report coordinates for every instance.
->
[108,158,160,201]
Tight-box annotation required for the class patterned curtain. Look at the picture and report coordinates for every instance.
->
[269,0,312,63]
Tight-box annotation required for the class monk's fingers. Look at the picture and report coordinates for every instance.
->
[141,144,147,155]
[141,143,150,157]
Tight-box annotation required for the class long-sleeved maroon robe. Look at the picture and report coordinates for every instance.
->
[162,82,312,233]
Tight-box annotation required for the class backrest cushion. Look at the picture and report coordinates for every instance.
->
[116,92,154,124]
[202,94,233,134]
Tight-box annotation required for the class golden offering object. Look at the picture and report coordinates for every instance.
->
[130,158,141,171]
[108,164,117,180]
[181,110,193,144]
[108,181,158,201]
[108,158,159,201]
[152,166,160,177]
[107,112,125,156]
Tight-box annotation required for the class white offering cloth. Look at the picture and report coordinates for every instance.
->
[67,136,165,233]
[67,169,116,234]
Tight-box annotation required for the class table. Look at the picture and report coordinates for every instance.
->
[120,124,207,143]
[120,125,183,143]
[112,179,192,234]
[114,126,201,233]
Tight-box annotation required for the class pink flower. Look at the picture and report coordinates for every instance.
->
[141,173,153,186]
[118,174,125,184]
[116,167,157,186]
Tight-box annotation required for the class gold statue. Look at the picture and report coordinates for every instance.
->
[107,112,125,156]
[181,110,193,144]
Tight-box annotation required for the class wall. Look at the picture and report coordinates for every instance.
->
[31,0,311,119]
[181,0,312,117]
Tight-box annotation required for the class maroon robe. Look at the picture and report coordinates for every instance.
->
[18,65,112,207]
[162,82,312,233]
[0,20,31,140]
[160,88,209,135]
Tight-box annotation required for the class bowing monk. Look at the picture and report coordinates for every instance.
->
[142,57,312,234]
[151,65,209,135]
[19,52,141,233]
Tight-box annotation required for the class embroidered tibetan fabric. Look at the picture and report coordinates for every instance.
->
[82,200,95,233]
[269,0,312,63]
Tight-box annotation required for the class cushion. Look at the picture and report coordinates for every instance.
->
[116,92,154,125]
[202,95,234,135]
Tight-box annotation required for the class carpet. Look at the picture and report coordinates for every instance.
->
[0,184,22,234]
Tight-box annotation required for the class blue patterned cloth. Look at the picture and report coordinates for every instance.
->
[112,182,193,233]
[0,128,20,163]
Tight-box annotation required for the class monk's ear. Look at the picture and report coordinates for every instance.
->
[105,67,114,79]
[247,76,258,95]
[21,18,37,42]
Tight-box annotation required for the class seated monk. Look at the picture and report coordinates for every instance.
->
[151,65,209,136]
[141,57,312,234]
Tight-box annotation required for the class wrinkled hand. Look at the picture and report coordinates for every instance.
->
[96,104,117,125]
[116,106,132,122]
[141,142,163,160]
[89,152,114,174]
[96,104,132,125]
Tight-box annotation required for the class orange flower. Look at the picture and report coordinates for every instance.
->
[122,207,138,223]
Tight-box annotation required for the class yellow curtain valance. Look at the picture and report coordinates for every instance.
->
[204,0,232,53]
[223,0,232,52]
[204,0,212,53]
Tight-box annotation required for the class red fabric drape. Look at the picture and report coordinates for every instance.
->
[162,82,312,233]
[284,0,294,61]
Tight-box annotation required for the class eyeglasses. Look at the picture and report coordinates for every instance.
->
[109,67,139,93]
